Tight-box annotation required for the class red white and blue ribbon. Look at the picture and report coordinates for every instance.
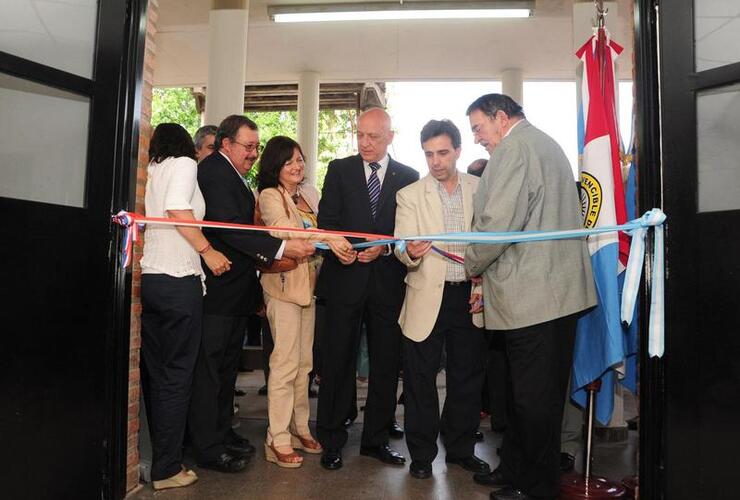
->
[112,208,667,357]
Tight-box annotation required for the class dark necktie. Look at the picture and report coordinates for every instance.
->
[368,162,381,220]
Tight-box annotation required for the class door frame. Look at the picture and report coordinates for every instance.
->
[634,0,664,497]
[0,0,147,497]
[635,1,740,498]
[102,0,149,498]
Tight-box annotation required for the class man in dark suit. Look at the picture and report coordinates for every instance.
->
[316,108,419,470]
[189,115,315,473]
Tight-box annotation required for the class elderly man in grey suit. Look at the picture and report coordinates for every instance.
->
[464,94,596,500]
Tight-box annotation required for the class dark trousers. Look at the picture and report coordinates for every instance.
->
[140,274,202,481]
[403,282,486,463]
[317,292,402,450]
[188,314,248,462]
[498,313,578,499]
[484,332,509,430]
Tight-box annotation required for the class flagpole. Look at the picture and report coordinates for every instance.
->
[561,3,629,497]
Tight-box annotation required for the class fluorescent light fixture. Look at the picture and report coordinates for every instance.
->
[269,1,533,23]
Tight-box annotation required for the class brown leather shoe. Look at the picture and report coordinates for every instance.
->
[152,468,198,490]
[265,443,303,468]
[291,434,323,454]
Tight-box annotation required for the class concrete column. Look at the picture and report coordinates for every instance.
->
[501,68,524,107]
[297,72,320,186]
[205,0,249,125]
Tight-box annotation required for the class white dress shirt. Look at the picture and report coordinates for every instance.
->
[363,154,390,186]
[141,156,206,287]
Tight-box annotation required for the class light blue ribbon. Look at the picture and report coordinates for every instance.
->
[316,208,667,358]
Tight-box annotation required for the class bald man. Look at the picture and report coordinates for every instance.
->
[316,108,419,470]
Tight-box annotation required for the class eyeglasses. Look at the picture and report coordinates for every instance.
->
[232,140,262,153]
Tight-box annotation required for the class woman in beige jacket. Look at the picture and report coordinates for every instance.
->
[257,136,354,468]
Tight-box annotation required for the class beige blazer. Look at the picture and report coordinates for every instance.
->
[257,184,329,307]
[394,173,483,342]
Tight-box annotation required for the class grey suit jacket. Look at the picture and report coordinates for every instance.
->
[464,120,597,330]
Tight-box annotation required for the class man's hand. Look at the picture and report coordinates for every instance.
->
[406,240,432,260]
[327,237,357,265]
[469,292,483,314]
[357,244,384,263]
[283,240,316,259]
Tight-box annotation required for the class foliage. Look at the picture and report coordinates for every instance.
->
[150,87,358,189]
[151,88,200,136]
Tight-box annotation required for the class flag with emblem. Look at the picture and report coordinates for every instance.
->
[571,28,630,424]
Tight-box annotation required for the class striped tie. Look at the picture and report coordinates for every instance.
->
[367,162,381,220]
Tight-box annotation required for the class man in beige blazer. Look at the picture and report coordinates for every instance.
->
[465,94,596,500]
[394,119,489,480]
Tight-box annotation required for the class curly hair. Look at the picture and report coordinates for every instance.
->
[257,136,305,193]
[148,123,196,164]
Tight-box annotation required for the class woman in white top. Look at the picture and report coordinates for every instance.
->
[140,123,230,490]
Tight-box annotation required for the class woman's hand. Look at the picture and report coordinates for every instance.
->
[327,237,357,265]
[202,248,232,276]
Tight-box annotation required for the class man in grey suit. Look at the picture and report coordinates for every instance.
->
[464,94,596,500]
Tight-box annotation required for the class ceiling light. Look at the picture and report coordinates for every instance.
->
[268,2,533,23]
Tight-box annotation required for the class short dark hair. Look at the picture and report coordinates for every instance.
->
[466,93,525,120]
[420,119,461,149]
[148,123,196,164]
[193,124,217,150]
[257,136,305,192]
[215,115,258,149]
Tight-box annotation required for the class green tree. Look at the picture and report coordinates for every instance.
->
[150,87,358,189]
[151,88,199,136]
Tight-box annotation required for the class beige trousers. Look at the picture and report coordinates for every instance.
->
[264,292,315,447]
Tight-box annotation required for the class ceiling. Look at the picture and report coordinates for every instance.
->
[153,0,635,87]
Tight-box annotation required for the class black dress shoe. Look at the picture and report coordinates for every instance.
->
[473,467,510,487]
[409,460,432,479]
[560,452,575,472]
[197,452,248,473]
[320,449,343,470]
[446,455,490,474]
[225,442,255,457]
[388,420,404,439]
[360,444,406,465]
[225,430,255,457]
[226,430,251,446]
[489,486,534,500]
[258,385,267,396]
[475,430,485,442]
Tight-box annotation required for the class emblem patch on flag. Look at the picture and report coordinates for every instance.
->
[579,171,602,228]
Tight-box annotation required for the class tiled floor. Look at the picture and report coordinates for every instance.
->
[130,371,637,499]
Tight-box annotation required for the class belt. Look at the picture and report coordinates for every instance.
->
[444,280,469,287]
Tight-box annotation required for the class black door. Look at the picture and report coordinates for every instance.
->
[0,1,146,498]
[636,1,740,498]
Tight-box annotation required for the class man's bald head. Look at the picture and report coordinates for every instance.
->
[357,107,394,163]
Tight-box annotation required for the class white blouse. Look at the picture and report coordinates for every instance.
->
[140,156,206,287]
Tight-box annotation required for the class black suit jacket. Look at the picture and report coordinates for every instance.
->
[197,152,282,316]
[316,154,419,305]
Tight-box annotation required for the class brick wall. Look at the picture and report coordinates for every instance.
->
[127,0,158,493]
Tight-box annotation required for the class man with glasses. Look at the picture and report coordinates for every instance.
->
[465,94,596,500]
[189,115,315,473]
